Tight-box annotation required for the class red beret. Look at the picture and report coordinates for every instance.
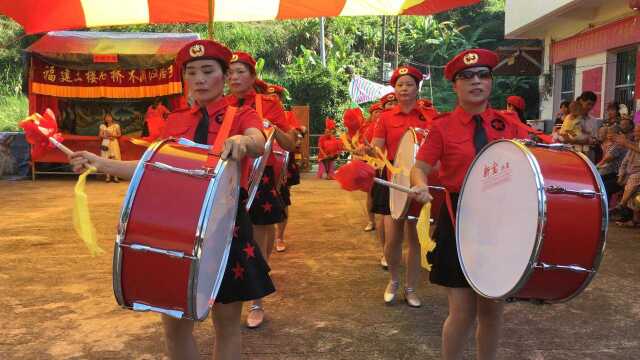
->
[175,40,232,72]
[444,49,499,81]
[390,65,423,87]
[266,83,287,95]
[380,92,397,106]
[325,118,336,130]
[254,78,269,93]
[507,95,525,111]
[369,102,383,113]
[230,51,257,73]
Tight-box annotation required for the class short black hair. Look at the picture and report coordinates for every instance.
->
[579,91,597,102]
[560,100,570,109]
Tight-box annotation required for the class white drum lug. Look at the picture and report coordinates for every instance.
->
[132,302,185,319]
[519,139,572,150]
[176,137,212,151]
[545,185,598,198]
[534,262,595,273]
[146,161,213,178]
[121,243,196,260]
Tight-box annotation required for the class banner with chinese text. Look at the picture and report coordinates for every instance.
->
[30,57,182,99]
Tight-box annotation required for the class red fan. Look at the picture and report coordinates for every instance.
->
[334,160,413,193]
[20,109,72,158]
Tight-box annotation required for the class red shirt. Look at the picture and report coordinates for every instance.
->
[373,104,438,160]
[161,97,262,189]
[358,119,376,144]
[318,134,341,159]
[416,106,531,193]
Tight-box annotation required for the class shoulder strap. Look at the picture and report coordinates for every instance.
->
[205,105,238,169]
[255,94,264,119]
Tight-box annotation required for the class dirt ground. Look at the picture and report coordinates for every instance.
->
[1,173,639,360]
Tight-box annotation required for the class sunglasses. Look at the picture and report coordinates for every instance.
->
[455,69,493,81]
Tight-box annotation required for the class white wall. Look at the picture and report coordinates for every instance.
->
[505,0,576,37]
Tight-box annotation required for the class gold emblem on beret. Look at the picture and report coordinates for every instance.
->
[230,54,239,62]
[398,68,409,75]
[463,52,479,65]
[189,44,205,58]
[268,86,275,93]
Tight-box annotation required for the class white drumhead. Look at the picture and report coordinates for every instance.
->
[390,130,417,219]
[194,159,240,319]
[246,131,274,211]
[457,140,543,299]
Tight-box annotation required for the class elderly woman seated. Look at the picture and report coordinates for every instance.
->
[610,121,640,227]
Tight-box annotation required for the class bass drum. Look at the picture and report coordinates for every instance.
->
[389,129,418,220]
[456,140,607,303]
[246,128,275,211]
[113,137,240,320]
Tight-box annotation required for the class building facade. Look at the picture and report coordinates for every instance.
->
[505,0,639,120]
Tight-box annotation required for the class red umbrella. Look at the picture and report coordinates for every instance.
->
[1,1,480,35]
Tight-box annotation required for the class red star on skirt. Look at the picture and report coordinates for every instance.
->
[270,189,278,197]
[243,243,256,258]
[262,175,270,184]
[261,201,272,213]
[231,262,245,280]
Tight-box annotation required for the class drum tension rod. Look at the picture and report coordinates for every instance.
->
[545,186,598,198]
[145,161,214,178]
[120,243,196,260]
[534,262,594,273]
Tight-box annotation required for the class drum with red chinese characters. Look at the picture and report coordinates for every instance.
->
[113,137,240,320]
[456,140,607,303]
[246,127,275,211]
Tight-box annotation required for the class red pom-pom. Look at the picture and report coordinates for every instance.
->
[335,160,376,192]
[343,108,364,138]
[19,109,63,158]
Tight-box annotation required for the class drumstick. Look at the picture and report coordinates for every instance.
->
[373,177,413,193]
[46,132,74,156]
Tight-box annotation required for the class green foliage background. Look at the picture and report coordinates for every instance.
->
[0,0,539,134]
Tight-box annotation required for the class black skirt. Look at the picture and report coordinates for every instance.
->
[370,168,391,215]
[249,166,285,225]
[427,193,470,288]
[281,185,291,207]
[286,158,301,187]
[216,189,276,304]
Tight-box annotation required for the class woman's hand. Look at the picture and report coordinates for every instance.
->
[69,151,103,173]
[221,135,253,161]
[409,184,433,204]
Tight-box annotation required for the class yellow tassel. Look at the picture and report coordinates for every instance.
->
[73,166,104,256]
[417,203,436,271]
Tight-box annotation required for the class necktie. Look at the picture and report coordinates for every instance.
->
[472,115,488,154]
[193,107,210,144]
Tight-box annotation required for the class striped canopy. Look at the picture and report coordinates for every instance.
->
[1,0,479,35]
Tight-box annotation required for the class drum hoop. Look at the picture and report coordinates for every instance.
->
[390,129,417,220]
[113,137,172,307]
[246,131,275,211]
[549,149,608,304]
[455,139,547,299]
[189,159,239,320]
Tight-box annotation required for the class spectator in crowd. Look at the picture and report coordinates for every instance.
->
[598,102,621,141]
[99,113,122,183]
[506,95,527,124]
[576,91,601,162]
[597,125,626,203]
[610,122,640,226]
[554,100,571,126]
[558,101,586,152]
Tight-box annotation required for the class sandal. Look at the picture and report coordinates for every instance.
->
[246,304,265,329]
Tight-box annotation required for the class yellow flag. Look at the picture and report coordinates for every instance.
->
[417,202,436,271]
[73,166,104,256]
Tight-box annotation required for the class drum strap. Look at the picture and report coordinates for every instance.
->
[205,106,238,170]
[255,94,264,119]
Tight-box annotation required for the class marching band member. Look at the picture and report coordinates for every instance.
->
[226,51,297,329]
[317,118,341,180]
[369,65,438,307]
[506,95,527,124]
[69,39,274,360]
[410,49,540,360]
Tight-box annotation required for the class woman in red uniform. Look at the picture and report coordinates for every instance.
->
[226,51,296,328]
[410,49,538,360]
[369,65,437,307]
[69,40,274,360]
[317,118,341,179]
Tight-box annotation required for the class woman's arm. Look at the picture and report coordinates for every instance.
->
[69,151,137,179]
